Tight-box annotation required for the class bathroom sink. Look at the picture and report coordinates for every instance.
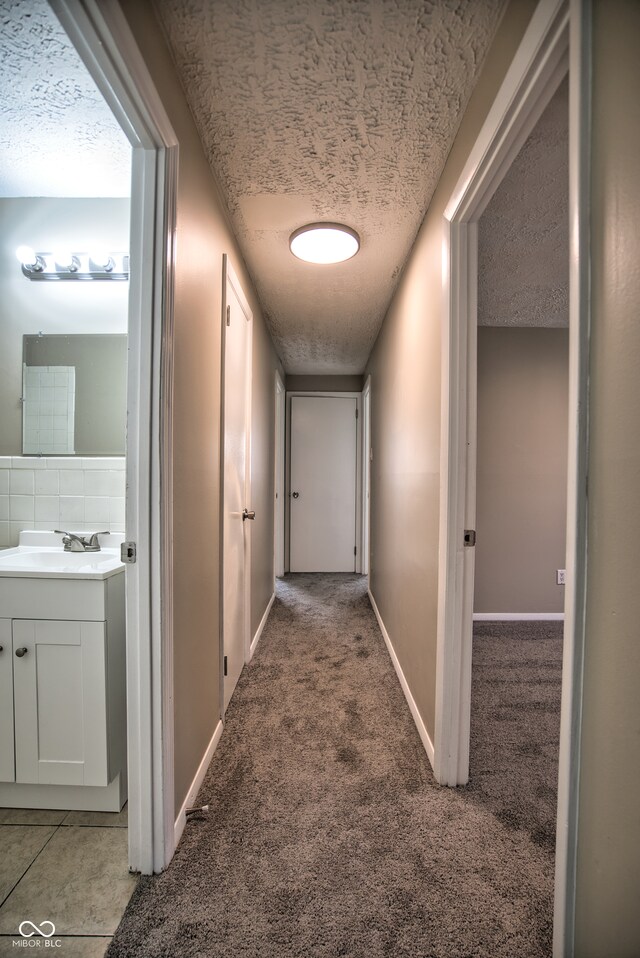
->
[0,532,125,580]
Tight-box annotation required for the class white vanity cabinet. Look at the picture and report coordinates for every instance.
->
[0,535,126,812]
[13,620,112,787]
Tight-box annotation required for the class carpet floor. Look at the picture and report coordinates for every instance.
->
[108,575,562,958]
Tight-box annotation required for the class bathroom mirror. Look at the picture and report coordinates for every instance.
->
[22,334,127,456]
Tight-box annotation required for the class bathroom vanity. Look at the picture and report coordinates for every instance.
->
[0,531,126,811]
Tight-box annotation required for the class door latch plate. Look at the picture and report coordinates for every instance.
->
[120,541,137,563]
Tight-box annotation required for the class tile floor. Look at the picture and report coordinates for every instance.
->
[0,806,137,957]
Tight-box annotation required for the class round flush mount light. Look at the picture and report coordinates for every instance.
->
[289,223,360,265]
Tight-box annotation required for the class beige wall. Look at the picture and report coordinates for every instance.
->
[120,1,282,811]
[474,328,568,614]
[286,374,364,393]
[574,2,640,953]
[365,0,537,738]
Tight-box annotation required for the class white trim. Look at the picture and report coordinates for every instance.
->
[361,376,372,577]
[274,372,286,580]
[435,0,570,791]
[250,593,275,659]
[50,0,178,874]
[368,589,435,767]
[473,613,565,621]
[554,2,591,954]
[173,719,224,849]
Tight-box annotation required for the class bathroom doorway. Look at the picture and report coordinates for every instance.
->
[0,0,178,902]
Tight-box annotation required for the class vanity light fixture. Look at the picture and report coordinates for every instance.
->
[16,247,129,281]
[289,223,360,265]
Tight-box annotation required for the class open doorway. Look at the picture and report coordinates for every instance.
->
[0,0,179,917]
[434,0,591,948]
[469,78,569,857]
[0,3,135,937]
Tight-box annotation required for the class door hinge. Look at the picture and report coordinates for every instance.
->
[223,655,228,677]
[355,407,359,419]
[354,545,357,555]
[464,530,476,547]
[120,541,137,563]
[226,305,231,326]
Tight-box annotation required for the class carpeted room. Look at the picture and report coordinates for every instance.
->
[107,575,560,958]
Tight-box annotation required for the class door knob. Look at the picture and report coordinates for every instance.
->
[242,509,256,521]
[292,492,300,499]
[15,647,28,657]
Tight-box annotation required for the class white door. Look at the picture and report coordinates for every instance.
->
[290,396,358,572]
[12,619,109,787]
[0,619,15,783]
[222,257,253,711]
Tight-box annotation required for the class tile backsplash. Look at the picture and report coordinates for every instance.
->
[0,456,125,548]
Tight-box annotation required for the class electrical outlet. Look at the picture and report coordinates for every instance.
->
[556,569,566,585]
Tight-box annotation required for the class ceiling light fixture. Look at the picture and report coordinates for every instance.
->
[289,223,360,265]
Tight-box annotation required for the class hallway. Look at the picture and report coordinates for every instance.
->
[108,576,555,958]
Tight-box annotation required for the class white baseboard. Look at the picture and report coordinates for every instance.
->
[174,719,223,849]
[368,588,435,768]
[473,612,565,621]
[250,592,275,659]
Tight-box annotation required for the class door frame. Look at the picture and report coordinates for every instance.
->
[285,392,362,574]
[51,0,178,873]
[361,376,372,576]
[219,255,253,715]
[274,371,286,580]
[434,0,590,951]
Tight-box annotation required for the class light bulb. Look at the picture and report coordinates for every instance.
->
[53,250,78,271]
[89,250,113,271]
[15,245,38,267]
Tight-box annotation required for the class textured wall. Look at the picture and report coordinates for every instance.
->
[154,0,506,374]
[474,328,568,614]
[479,78,568,328]
[574,2,640,953]
[366,0,537,739]
[0,0,130,197]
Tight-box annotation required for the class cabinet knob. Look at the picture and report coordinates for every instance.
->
[0,645,3,652]
[15,647,28,658]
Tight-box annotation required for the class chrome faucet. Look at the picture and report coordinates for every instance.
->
[54,530,109,553]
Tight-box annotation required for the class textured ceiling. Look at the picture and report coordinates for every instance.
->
[0,0,130,197]
[155,0,507,373]
[478,78,568,327]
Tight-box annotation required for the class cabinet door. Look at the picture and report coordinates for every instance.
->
[0,619,15,782]
[13,620,108,787]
